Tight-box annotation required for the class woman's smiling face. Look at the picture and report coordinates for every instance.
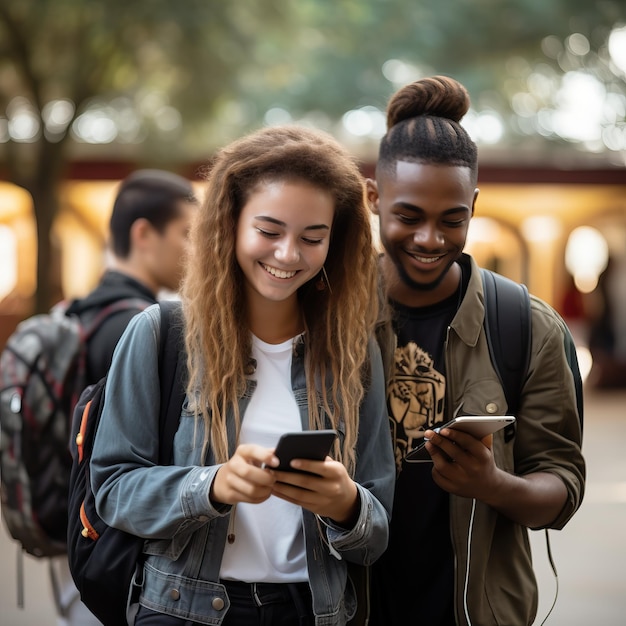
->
[235,180,335,307]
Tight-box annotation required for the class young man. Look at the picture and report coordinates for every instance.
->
[52,169,197,625]
[367,76,585,626]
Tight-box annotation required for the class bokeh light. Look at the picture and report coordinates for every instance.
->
[0,225,17,300]
[565,226,610,293]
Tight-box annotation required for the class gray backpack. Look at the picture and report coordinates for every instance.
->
[0,298,147,559]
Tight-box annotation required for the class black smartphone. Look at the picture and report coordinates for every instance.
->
[404,415,516,463]
[271,429,338,473]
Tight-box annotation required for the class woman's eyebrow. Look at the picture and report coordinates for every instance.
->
[254,215,330,231]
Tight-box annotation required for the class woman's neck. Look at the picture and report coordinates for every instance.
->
[247,298,304,344]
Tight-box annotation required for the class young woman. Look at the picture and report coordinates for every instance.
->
[90,125,396,625]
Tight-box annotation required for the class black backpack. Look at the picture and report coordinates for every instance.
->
[480,269,584,623]
[67,300,186,626]
[481,268,584,431]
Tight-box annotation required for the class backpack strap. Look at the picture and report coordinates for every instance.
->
[480,268,531,417]
[123,300,186,605]
[157,300,186,464]
[561,323,584,430]
[480,270,584,626]
[80,298,153,341]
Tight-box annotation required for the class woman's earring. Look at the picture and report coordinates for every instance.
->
[316,266,332,294]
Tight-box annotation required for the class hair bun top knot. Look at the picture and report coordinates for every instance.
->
[386,75,471,129]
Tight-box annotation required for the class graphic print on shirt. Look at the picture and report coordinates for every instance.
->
[387,341,445,472]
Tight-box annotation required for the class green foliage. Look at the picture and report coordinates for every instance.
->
[1,0,624,160]
[0,0,291,160]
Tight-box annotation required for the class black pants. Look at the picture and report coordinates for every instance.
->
[135,580,314,626]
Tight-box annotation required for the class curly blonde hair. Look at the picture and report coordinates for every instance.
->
[180,125,378,475]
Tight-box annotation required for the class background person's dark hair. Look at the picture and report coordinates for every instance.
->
[377,75,478,185]
[109,169,197,258]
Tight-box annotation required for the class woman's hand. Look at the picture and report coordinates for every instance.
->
[210,444,277,506]
[270,457,360,528]
[210,444,361,528]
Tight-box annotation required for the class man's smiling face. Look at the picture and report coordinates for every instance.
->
[371,161,477,306]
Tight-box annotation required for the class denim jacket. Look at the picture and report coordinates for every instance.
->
[91,304,395,625]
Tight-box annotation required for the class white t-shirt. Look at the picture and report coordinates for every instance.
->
[219,334,308,583]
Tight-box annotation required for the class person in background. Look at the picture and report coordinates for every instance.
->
[366,75,585,626]
[586,256,626,387]
[559,272,587,347]
[68,169,198,382]
[90,125,395,625]
[53,169,197,625]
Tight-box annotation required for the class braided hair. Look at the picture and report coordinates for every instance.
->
[377,75,478,184]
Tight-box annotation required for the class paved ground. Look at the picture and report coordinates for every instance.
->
[1,386,625,625]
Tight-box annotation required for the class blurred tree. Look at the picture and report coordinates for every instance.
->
[0,0,624,312]
[0,0,290,313]
[229,0,625,125]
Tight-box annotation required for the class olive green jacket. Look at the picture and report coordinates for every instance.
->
[376,253,585,626]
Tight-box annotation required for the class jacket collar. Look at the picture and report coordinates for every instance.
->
[449,253,485,349]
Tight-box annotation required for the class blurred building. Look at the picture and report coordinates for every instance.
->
[1,159,625,385]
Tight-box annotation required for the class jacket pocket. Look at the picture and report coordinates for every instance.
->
[457,378,510,418]
[144,526,196,560]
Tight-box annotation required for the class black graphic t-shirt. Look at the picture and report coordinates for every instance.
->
[370,283,464,626]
